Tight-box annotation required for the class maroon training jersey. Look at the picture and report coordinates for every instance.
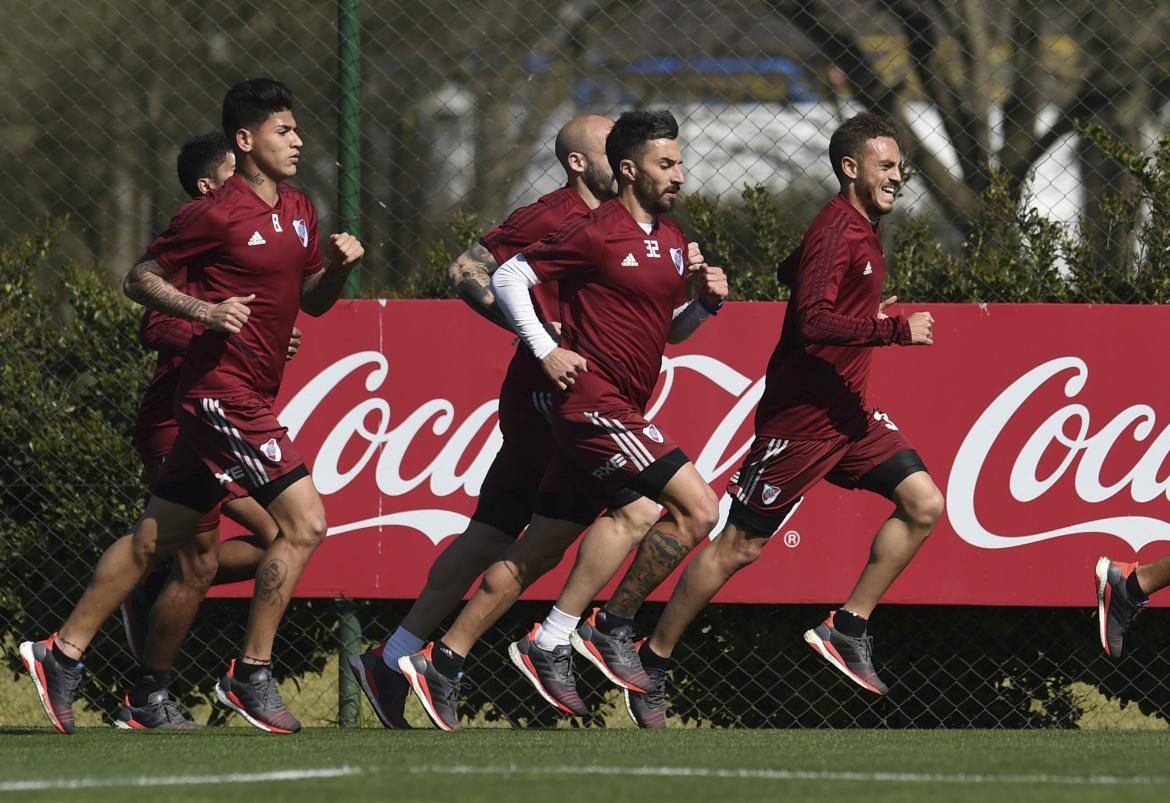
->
[133,304,198,453]
[146,173,323,401]
[523,198,689,412]
[480,186,589,320]
[755,195,911,440]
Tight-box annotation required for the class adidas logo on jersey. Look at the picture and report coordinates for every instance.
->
[620,253,639,268]
[248,231,267,246]
[863,261,873,275]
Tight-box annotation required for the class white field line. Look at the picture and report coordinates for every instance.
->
[410,763,1169,787]
[0,766,361,793]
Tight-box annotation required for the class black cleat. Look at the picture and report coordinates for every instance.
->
[508,624,588,716]
[398,643,462,732]
[215,660,301,734]
[348,642,412,729]
[19,635,84,734]
[115,690,199,730]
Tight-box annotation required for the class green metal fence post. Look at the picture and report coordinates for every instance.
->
[337,598,362,727]
[338,0,362,299]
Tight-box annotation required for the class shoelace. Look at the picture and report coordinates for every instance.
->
[58,663,84,703]
[551,650,577,687]
[253,674,287,711]
[610,626,642,667]
[1113,581,1147,627]
[156,693,188,725]
[641,668,666,709]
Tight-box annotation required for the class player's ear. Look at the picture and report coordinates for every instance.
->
[619,158,638,183]
[196,177,213,196]
[566,151,587,174]
[235,127,253,155]
[840,155,858,181]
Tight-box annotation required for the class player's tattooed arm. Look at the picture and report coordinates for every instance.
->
[124,257,255,334]
[447,243,510,331]
[123,257,210,323]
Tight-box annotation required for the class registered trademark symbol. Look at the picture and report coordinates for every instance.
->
[783,530,800,548]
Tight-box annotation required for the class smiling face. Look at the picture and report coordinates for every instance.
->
[844,136,901,219]
[237,109,302,181]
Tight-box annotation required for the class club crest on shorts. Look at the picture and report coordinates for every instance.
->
[670,247,684,276]
[761,483,781,506]
[293,218,309,248]
[642,424,664,444]
[259,438,282,463]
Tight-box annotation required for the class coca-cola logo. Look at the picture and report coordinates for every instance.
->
[276,351,763,544]
[949,356,1170,551]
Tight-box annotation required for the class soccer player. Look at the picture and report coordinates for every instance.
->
[347,115,662,728]
[621,112,942,728]
[115,132,301,729]
[18,78,362,734]
[1095,555,1168,658]
[397,109,728,731]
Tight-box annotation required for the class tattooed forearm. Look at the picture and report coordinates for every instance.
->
[448,243,510,330]
[256,559,289,608]
[123,258,209,322]
[607,529,689,617]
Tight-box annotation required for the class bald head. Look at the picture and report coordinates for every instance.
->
[554,114,615,206]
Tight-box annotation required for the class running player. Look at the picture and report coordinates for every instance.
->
[19,78,362,734]
[114,132,301,729]
[347,115,662,728]
[623,112,942,728]
[398,109,728,731]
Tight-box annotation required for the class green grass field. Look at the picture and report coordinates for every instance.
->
[1,729,1168,802]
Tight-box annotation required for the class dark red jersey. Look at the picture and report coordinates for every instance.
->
[146,173,323,401]
[524,198,689,412]
[755,195,911,440]
[132,273,199,457]
[480,186,588,321]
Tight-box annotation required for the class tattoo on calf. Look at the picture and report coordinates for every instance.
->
[257,559,289,608]
[607,529,688,616]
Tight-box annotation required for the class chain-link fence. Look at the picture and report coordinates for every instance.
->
[4,0,1170,730]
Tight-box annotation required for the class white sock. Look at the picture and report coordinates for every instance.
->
[382,626,425,674]
[535,605,580,651]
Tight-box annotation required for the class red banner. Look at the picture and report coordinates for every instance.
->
[207,301,1170,606]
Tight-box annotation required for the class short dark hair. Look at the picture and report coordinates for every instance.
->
[222,78,295,155]
[605,109,679,179]
[828,112,900,185]
[176,132,230,198]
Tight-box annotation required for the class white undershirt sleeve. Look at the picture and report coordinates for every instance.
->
[490,254,558,360]
[668,298,712,343]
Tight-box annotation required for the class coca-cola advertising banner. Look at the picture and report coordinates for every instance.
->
[209,301,1170,607]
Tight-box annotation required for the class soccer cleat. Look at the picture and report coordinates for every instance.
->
[19,635,84,734]
[1096,556,1147,658]
[114,690,199,730]
[348,642,413,729]
[119,580,155,663]
[623,641,667,729]
[570,608,651,693]
[508,624,588,716]
[215,660,301,734]
[397,643,463,732]
[804,612,889,695]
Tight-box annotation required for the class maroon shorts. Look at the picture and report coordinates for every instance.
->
[471,378,559,537]
[727,409,925,536]
[135,418,222,534]
[153,394,307,516]
[539,404,688,514]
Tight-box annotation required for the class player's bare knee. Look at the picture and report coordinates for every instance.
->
[286,514,328,550]
[901,487,945,532]
[721,532,767,572]
[685,485,721,541]
[612,498,662,542]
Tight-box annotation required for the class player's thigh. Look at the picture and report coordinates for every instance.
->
[656,462,719,531]
[137,494,207,554]
[888,470,945,527]
[222,495,279,544]
[262,474,327,546]
[512,513,588,562]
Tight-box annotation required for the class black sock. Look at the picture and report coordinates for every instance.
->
[51,642,82,669]
[130,667,170,705]
[432,641,465,679]
[235,659,270,682]
[834,608,868,638]
[1126,572,1150,604]
[597,609,634,635]
[638,641,671,672]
